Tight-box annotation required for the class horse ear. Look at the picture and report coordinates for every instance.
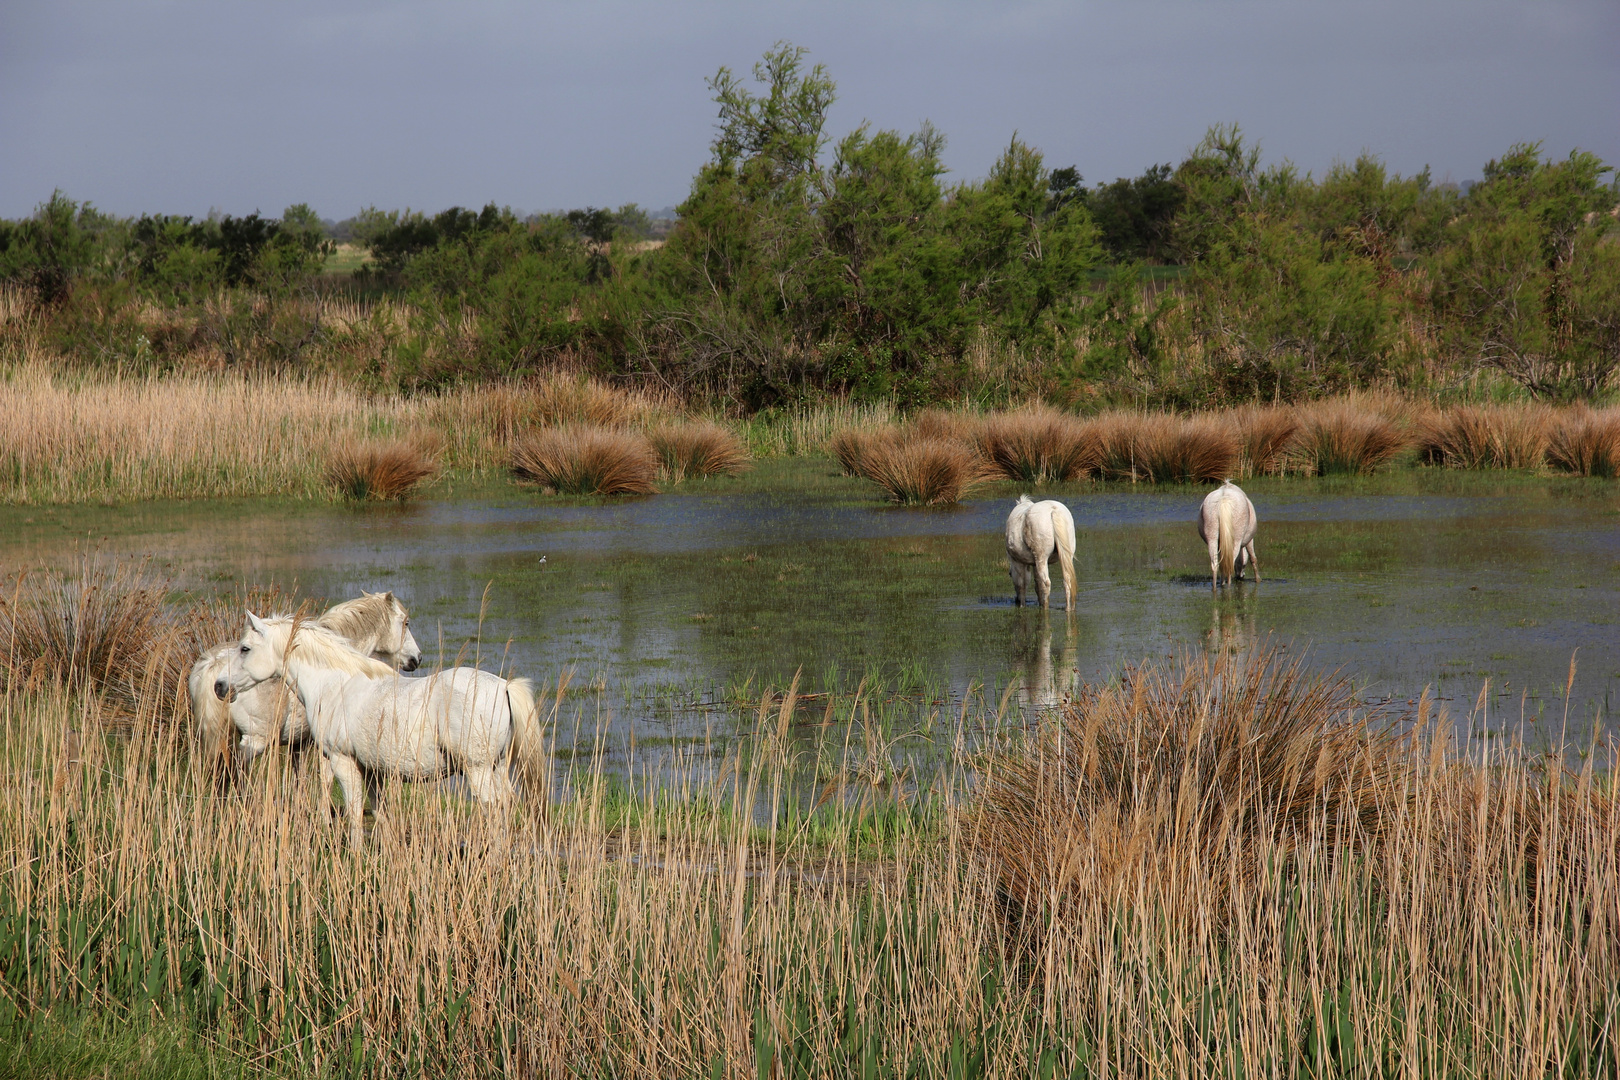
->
[247,611,270,637]
[382,591,394,603]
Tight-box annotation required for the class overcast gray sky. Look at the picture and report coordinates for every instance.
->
[2,1,1615,221]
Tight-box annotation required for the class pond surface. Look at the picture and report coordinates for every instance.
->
[4,462,1618,747]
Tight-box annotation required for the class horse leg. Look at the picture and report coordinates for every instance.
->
[1010,560,1026,607]
[1034,554,1052,610]
[326,753,367,849]
[1246,540,1261,583]
[1208,535,1221,592]
[365,770,389,833]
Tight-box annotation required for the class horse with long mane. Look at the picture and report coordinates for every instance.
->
[1197,480,1260,590]
[216,613,543,847]
[189,591,422,771]
[1005,495,1077,611]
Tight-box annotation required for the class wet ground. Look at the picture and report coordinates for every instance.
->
[4,460,1617,749]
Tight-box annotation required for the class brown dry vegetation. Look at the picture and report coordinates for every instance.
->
[1547,406,1620,478]
[648,421,751,482]
[1,645,1615,1076]
[1289,399,1412,475]
[324,434,441,500]
[1418,404,1555,469]
[858,437,992,505]
[510,424,660,495]
[1,355,1615,506]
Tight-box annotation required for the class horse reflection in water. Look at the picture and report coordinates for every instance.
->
[1012,612,1079,711]
[1204,595,1260,656]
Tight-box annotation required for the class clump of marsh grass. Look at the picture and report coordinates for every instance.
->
[648,422,751,482]
[510,425,659,495]
[1092,412,1237,483]
[972,646,1409,922]
[0,559,191,717]
[1228,405,1300,476]
[1547,406,1620,477]
[858,436,991,505]
[828,425,901,477]
[324,434,440,500]
[1418,404,1552,469]
[1290,400,1410,474]
[973,405,1098,483]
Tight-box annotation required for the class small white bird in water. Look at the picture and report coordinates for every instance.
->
[537,555,547,565]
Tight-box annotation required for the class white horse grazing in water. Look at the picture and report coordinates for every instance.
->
[189,591,422,771]
[1006,495,1077,610]
[217,613,543,847]
[1197,480,1260,590]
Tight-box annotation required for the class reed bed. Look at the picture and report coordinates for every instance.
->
[648,421,752,483]
[2,359,1615,506]
[1,648,1614,1077]
[510,424,660,495]
[972,405,1097,484]
[324,434,441,501]
[1418,403,1555,469]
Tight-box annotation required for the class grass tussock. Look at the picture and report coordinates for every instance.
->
[973,405,1098,483]
[1291,399,1411,475]
[510,424,659,495]
[1091,411,1238,483]
[1418,404,1554,469]
[324,434,441,500]
[648,421,751,482]
[529,372,669,428]
[858,436,991,505]
[1547,406,1620,477]
[828,424,901,477]
[0,559,264,720]
[1229,404,1301,475]
[974,647,1407,916]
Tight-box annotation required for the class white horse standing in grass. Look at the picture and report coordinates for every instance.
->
[217,613,543,847]
[1198,480,1260,590]
[189,591,422,771]
[1006,495,1077,610]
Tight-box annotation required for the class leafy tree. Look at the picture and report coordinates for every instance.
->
[1087,164,1185,262]
[1433,143,1619,397]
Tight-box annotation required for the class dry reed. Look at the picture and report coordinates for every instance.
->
[1228,404,1301,475]
[828,424,901,477]
[510,425,660,495]
[324,435,441,500]
[2,648,1615,1076]
[1291,399,1411,474]
[1418,404,1554,469]
[1547,407,1620,478]
[647,422,751,482]
[972,405,1099,483]
[858,437,991,505]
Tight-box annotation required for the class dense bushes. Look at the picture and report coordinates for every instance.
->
[3,46,1617,408]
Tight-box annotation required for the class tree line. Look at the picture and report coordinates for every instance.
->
[3,43,1617,407]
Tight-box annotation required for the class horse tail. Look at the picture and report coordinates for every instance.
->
[504,677,546,793]
[1216,495,1236,584]
[1052,507,1077,612]
[188,651,234,771]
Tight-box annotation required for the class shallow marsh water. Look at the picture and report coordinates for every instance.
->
[3,460,1617,783]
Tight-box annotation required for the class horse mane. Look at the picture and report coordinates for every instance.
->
[317,591,399,641]
[257,616,397,678]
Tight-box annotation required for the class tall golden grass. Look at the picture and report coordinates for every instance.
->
[1290,399,1411,475]
[2,648,1614,1076]
[510,424,660,495]
[1547,406,1620,478]
[324,434,441,500]
[648,421,751,482]
[1,357,1615,506]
